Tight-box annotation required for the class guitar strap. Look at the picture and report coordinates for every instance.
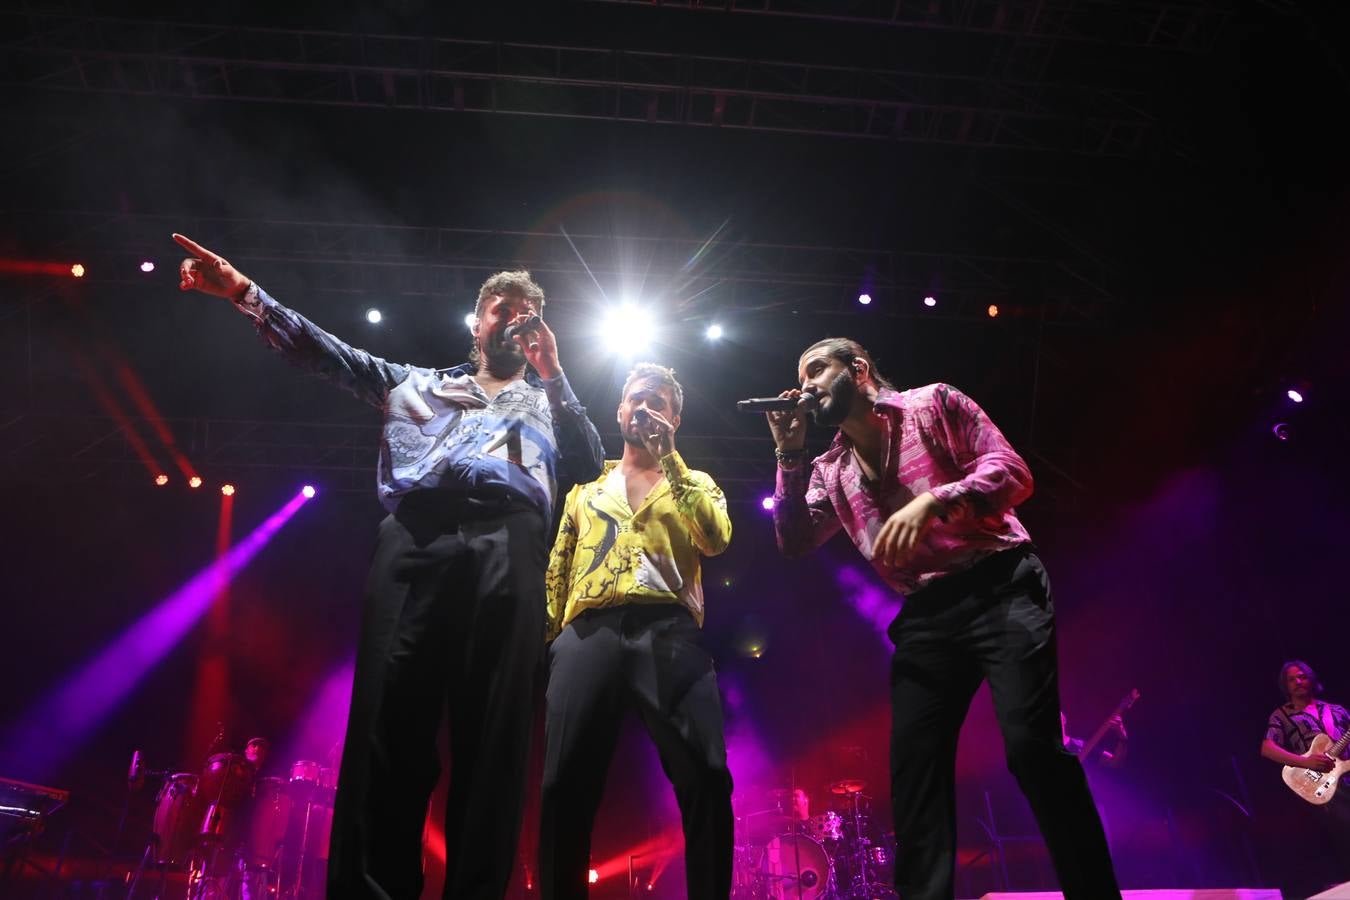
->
[1319,702,1341,741]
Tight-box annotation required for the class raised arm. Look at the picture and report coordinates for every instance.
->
[659,453,732,557]
[174,233,410,408]
[765,390,841,557]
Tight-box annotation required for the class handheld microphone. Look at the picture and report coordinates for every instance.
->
[504,316,542,342]
[736,394,818,414]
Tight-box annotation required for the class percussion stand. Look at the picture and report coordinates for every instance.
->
[124,836,172,900]
[787,770,803,900]
[845,789,867,897]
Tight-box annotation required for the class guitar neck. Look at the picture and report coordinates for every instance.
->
[1079,689,1140,761]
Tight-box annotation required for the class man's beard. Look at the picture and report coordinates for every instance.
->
[481,333,525,372]
[621,415,648,448]
[810,370,857,428]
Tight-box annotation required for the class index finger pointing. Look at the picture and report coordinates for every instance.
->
[172,233,222,261]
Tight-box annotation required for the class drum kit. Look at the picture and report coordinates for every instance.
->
[733,779,897,900]
[130,753,336,900]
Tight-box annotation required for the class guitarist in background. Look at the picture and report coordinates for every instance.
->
[1260,659,1350,882]
[1061,710,1129,768]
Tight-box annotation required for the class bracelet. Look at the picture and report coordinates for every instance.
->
[774,447,806,466]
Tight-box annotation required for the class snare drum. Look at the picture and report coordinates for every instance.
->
[289,760,322,787]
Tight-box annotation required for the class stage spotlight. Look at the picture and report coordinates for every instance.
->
[588,869,599,885]
[154,474,169,486]
[1272,422,1292,441]
[140,260,155,273]
[302,484,317,499]
[464,312,476,329]
[760,496,775,511]
[71,263,86,278]
[221,484,235,497]
[705,323,724,340]
[188,476,203,489]
[987,304,1000,318]
[365,308,382,324]
[600,304,655,355]
[1287,389,1304,403]
[857,293,872,305]
[923,295,936,307]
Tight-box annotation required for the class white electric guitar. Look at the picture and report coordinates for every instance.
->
[1282,729,1350,805]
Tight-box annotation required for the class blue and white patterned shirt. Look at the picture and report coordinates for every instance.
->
[235,284,604,514]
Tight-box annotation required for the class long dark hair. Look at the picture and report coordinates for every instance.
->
[1277,659,1324,701]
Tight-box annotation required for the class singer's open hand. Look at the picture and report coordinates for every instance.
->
[173,233,251,301]
[767,389,810,450]
[509,313,560,379]
[634,407,676,458]
[872,491,944,569]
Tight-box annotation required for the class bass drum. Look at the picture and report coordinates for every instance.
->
[762,833,832,900]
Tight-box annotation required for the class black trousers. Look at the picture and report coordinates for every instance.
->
[888,546,1120,900]
[540,605,734,900]
[327,491,547,900]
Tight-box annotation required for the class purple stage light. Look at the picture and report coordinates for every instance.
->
[836,565,903,643]
[1272,422,1291,441]
[857,293,872,305]
[760,496,775,511]
[1287,389,1303,403]
[1,490,312,779]
[923,295,936,307]
[278,658,355,771]
[302,484,317,499]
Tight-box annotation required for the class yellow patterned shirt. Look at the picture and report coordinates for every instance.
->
[545,451,732,640]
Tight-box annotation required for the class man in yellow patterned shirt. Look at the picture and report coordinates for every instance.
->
[540,363,734,900]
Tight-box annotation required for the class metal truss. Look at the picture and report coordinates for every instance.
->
[2,11,1161,155]
[582,0,1235,50]
[18,209,1117,323]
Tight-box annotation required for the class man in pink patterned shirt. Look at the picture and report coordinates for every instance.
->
[767,337,1119,900]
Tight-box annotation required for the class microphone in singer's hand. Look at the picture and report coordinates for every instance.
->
[504,316,542,343]
[736,394,819,414]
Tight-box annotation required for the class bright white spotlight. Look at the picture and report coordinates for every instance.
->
[301,485,317,499]
[365,308,382,324]
[923,295,937,307]
[464,312,477,329]
[600,304,655,355]
[858,293,872,305]
[705,323,724,340]
[140,260,155,273]
[1287,389,1303,403]
[760,496,775,511]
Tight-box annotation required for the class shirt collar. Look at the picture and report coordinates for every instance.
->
[437,362,545,388]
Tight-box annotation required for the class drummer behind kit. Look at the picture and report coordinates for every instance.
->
[129,742,337,900]
[734,778,898,900]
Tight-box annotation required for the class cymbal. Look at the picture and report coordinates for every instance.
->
[829,778,867,795]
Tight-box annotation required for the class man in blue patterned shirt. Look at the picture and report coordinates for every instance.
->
[174,234,604,900]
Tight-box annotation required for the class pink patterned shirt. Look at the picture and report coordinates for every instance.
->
[774,383,1033,596]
